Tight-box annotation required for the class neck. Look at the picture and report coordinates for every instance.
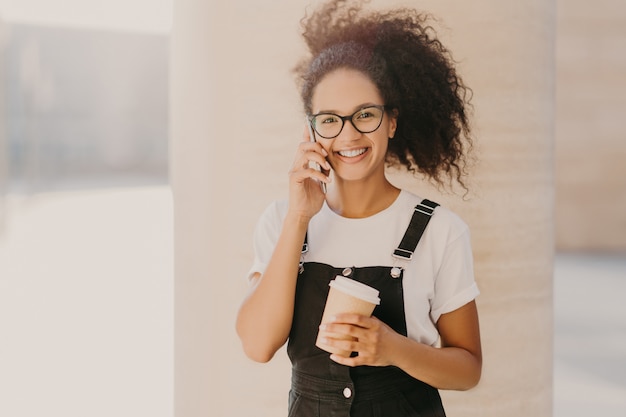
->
[326,176,400,219]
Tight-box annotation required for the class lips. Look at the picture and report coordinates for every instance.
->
[337,148,367,158]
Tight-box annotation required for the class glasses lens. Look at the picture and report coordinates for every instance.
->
[352,106,384,133]
[312,114,343,139]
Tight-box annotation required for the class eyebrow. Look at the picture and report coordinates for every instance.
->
[314,102,381,115]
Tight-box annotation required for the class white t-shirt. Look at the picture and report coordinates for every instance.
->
[248,189,479,347]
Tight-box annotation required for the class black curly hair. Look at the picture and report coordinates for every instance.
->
[294,0,473,191]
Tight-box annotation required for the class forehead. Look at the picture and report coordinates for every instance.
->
[311,68,383,114]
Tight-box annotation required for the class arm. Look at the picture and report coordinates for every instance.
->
[236,132,330,363]
[235,213,309,363]
[394,300,482,389]
[318,300,482,390]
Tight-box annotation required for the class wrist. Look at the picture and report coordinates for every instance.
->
[387,333,423,369]
[284,210,313,227]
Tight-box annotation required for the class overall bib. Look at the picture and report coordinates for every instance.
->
[287,200,446,417]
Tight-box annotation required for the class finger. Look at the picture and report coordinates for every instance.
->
[298,140,329,159]
[320,324,369,347]
[318,334,360,355]
[289,168,331,189]
[326,313,373,328]
[292,155,331,178]
[302,123,320,143]
[329,353,362,367]
[298,138,327,153]
[290,157,326,176]
[293,145,330,170]
[307,156,331,172]
[302,124,312,141]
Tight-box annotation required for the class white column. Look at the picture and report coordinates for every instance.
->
[170,1,307,416]
[171,1,555,416]
[0,17,7,233]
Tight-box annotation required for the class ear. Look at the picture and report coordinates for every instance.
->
[388,108,399,139]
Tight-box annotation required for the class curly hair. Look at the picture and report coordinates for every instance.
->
[294,0,473,191]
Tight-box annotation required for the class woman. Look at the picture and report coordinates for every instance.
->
[236,1,481,415]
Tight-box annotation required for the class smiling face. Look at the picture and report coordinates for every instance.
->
[310,68,397,185]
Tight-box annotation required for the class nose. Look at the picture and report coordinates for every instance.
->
[339,118,362,140]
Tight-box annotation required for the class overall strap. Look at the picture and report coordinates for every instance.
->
[299,232,309,274]
[393,199,439,260]
[302,232,309,254]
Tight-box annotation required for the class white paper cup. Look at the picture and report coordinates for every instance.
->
[315,276,381,357]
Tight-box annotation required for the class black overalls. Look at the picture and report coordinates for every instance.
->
[287,200,446,417]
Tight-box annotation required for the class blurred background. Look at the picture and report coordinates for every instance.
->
[0,1,173,416]
[0,0,624,416]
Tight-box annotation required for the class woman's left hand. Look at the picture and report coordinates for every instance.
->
[318,313,401,367]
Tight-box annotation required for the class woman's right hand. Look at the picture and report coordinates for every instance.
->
[287,128,331,220]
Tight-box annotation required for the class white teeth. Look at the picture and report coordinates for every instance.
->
[338,148,367,158]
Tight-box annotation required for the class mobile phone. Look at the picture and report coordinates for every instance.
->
[306,117,327,194]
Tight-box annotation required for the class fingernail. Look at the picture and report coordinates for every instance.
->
[324,161,331,170]
[319,324,327,330]
[322,149,328,156]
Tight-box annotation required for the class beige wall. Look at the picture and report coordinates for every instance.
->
[555,0,626,252]
[171,1,554,416]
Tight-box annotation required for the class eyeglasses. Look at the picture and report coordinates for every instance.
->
[308,105,386,139]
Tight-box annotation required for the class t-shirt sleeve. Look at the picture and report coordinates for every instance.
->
[246,201,286,282]
[430,222,479,323]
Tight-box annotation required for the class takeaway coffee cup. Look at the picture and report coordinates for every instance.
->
[315,276,381,357]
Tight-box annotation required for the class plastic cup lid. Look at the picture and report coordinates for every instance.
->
[329,276,380,305]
